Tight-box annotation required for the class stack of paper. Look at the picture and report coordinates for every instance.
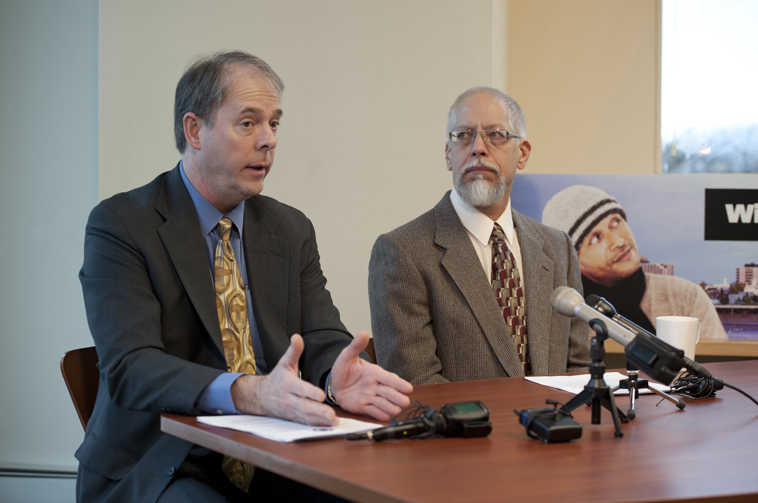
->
[526,372,670,395]
[197,415,380,442]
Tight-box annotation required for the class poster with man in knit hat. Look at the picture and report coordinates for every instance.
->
[511,174,758,342]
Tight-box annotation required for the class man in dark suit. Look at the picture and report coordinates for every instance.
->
[369,87,589,384]
[78,51,412,502]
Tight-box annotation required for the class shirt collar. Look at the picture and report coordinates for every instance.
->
[179,161,245,236]
[450,188,516,246]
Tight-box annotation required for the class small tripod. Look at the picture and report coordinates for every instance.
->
[614,367,685,419]
[559,319,628,437]
[586,294,685,417]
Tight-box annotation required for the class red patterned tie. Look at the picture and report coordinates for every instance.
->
[490,223,529,375]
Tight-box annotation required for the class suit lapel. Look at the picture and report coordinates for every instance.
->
[241,197,288,361]
[156,166,224,355]
[434,194,525,377]
[514,211,553,375]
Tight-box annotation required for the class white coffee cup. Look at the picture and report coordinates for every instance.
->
[656,316,700,359]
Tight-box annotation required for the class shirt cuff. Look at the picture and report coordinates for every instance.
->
[196,372,244,414]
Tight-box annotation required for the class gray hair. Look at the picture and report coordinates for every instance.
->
[445,87,526,138]
[174,51,284,153]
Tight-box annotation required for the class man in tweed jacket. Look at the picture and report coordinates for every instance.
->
[368,87,590,384]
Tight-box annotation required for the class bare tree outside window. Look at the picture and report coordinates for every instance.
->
[662,0,758,173]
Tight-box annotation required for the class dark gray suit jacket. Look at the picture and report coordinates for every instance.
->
[369,192,590,384]
[77,165,351,502]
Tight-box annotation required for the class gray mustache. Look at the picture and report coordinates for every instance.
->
[463,161,499,174]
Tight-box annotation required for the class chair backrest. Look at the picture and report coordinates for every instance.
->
[60,346,99,430]
[366,338,376,364]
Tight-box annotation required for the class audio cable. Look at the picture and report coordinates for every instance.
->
[670,372,758,406]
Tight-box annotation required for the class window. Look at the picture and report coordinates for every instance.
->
[661,0,758,173]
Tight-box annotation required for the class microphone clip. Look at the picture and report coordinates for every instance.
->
[514,400,582,443]
[670,372,724,399]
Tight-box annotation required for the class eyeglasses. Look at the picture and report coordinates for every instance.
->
[448,127,522,148]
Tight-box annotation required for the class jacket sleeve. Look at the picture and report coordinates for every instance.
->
[368,233,449,385]
[79,199,222,415]
[295,216,357,385]
[564,233,592,371]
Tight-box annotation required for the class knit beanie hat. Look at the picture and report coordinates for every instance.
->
[541,185,626,250]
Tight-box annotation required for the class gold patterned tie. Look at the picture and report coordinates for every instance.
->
[214,217,256,492]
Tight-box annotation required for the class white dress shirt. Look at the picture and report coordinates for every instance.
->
[449,189,525,294]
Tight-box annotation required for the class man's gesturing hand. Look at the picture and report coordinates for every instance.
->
[230,334,337,426]
[330,332,414,421]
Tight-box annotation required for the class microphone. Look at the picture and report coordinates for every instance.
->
[354,420,432,441]
[551,287,712,384]
[585,294,655,339]
[551,287,636,347]
[583,293,712,378]
[592,292,715,379]
[347,401,492,441]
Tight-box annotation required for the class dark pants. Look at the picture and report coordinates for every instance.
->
[158,452,350,502]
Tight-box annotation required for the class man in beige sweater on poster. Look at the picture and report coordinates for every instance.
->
[541,184,727,340]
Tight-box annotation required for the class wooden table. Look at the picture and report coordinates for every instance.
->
[162,361,758,502]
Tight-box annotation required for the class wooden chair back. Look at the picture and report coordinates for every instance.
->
[366,338,376,363]
[60,346,99,430]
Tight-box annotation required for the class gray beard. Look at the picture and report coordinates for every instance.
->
[455,174,506,208]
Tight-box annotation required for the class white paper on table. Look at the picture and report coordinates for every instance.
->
[526,372,670,396]
[197,415,380,442]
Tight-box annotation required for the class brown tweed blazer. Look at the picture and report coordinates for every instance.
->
[368,192,590,384]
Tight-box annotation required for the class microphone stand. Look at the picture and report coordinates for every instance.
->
[587,295,685,417]
[613,365,685,419]
[559,319,628,437]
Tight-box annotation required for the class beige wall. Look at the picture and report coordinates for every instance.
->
[100,0,506,334]
[99,0,663,336]
[0,0,666,479]
[507,0,661,174]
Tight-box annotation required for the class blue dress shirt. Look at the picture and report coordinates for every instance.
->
[180,163,267,414]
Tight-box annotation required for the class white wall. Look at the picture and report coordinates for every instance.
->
[0,0,506,480]
[2,0,671,489]
[100,0,506,334]
[0,0,98,473]
[0,476,76,503]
